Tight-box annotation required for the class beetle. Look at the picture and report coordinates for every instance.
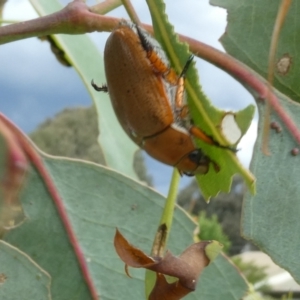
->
[92,22,232,175]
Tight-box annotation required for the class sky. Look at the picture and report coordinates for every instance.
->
[0,0,257,195]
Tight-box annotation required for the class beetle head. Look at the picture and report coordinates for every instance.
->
[182,149,211,176]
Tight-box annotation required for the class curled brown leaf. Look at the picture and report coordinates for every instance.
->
[114,228,156,268]
[114,229,216,300]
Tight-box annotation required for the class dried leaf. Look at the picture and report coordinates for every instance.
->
[149,272,189,300]
[114,229,155,268]
[114,229,221,299]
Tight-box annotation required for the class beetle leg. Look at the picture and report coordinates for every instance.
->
[174,77,190,121]
[174,55,194,119]
[179,55,194,78]
[174,56,237,152]
[135,25,178,85]
[189,126,237,152]
[189,126,218,146]
[91,80,108,92]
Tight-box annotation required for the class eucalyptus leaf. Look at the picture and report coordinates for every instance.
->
[242,89,300,284]
[0,240,51,300]
[211,0,300,284]
[211,0,300,103]
[3,154,247,299]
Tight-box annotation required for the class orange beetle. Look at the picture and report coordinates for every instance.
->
[92,22,230,175]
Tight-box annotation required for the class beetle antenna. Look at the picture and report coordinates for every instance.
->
[91,80,108,92]
[179,55,194,78]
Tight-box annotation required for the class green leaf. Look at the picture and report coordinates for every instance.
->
[204,240,223,262]
[211,0,300,103]
[211,0,300,284]
[4,160,92,299]
[29,0,138,179]
[146,0,255,200]
[197,254,247,299]
[0,240,51,300]
[235,105,256,136]
[3,153,247,299]
[242,89,300,284]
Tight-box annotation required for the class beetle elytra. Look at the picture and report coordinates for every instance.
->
[92,22,232,175]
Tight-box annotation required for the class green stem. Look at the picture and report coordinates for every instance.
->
[121,0,141,24]
[151,168,180,256]
[90,0,122,15]
[145,168,180,299]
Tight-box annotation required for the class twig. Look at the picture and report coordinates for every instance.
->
[90,0,122,15]
[263,0,292,155]
[121,0,141,24]
[0,0,119,44]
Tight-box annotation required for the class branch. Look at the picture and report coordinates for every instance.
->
[184,35,300,146]
[0,0,119,44]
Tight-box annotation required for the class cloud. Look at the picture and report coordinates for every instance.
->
[3,0,38,20]
[0,38,92,132]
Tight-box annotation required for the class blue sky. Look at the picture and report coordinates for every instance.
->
[1,0,257,195]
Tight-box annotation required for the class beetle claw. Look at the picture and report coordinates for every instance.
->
[178,169,184,177]
[179,55,194,78]
[91,80,108,92]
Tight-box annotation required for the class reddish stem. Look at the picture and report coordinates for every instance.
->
[183,35,300,145]
[0,113,99,300]
[0,0,119,44]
